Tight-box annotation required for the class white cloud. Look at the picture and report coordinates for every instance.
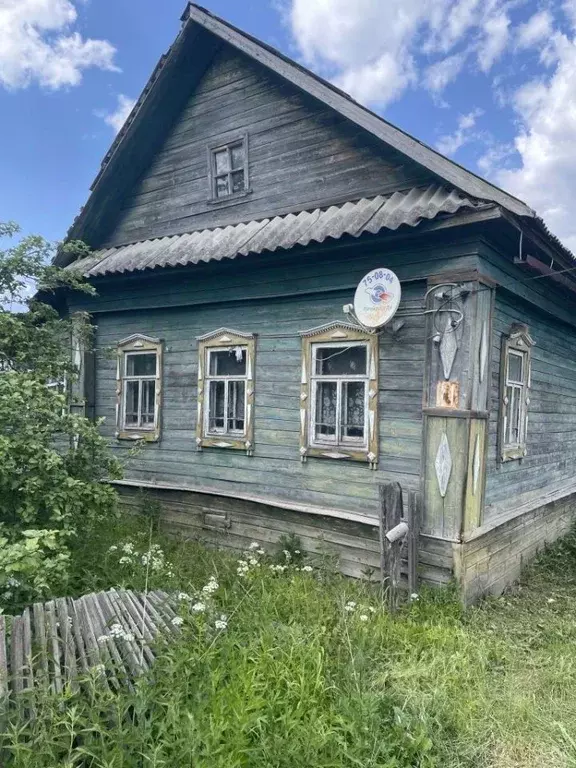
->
[477,13,510,72]
[436,108,484,155]
[98,94,136,133]
[517,10,554,49]
[497,36,576,253]
[424,52,468,92]
[288,0,514,106]
[0,0,118,90]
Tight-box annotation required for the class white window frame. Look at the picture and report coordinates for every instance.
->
[299,322,379,468]
[196,328,256,455]
[116,334,163,442]
[498,324,533,462]
[204,346,249,438]
[309,341,369,450]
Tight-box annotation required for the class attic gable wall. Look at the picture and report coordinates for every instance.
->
[102,43,435,248]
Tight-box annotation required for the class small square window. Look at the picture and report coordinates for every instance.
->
[208,136,249,201]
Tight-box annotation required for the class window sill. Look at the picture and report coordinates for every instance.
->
[305,445,374,465]
[116,430,159,443]
[198,436,252,453]
[206,188,253,207]
[500,446,527,462]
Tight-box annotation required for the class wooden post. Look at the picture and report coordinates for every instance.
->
[407,490,421,597]
[379,482,403,612]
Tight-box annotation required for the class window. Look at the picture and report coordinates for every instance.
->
[498,323,534,462]
[300,323,379,468]
[208,135,249,201]
[196,328,255,454]
[116,334,162,441]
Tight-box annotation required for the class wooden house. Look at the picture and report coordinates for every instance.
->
[57,4,576,601]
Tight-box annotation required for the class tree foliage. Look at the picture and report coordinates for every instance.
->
[0,222,121,612]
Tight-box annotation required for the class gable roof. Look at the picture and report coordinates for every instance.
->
[59,3,566,270]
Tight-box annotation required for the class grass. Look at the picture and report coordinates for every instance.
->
[3,512,576,767]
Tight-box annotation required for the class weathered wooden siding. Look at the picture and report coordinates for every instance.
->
[116,485,454,585]
[484,290,576,524]
[93,281,426,517]
[105,44,433,248]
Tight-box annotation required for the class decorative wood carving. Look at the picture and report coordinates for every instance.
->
[479,322,488,384]
[435,432,452,498]
[439,316,458,379]
[472,433,481,495]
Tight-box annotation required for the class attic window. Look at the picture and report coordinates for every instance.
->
[208,135,249,200]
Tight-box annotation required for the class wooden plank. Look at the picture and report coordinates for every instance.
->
[407,490,421,597]
[56,598,78,691]
[32,602,49,686]
[0,615,8,702]
[10,616,24,697]
[379,482,403,611]
[44,601,63,695]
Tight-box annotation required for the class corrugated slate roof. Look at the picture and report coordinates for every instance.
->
[71,185,480,278]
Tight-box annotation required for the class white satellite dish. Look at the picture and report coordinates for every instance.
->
[353,268,401,329]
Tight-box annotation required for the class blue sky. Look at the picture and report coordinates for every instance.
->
[2,0,576,250]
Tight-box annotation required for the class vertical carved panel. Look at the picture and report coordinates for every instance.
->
[472,433,481,495]
[478,322,488,385]
[435,432,452,498]
[439,316,458,379]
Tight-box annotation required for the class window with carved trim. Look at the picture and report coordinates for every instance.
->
[300,323,379,468]
[196,329,255,454]
[498,323,534,462]
[116,335,162,441]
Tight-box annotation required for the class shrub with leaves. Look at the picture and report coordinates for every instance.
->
[0,222,121,612]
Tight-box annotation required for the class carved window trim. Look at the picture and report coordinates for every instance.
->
[196,328,256,455]
[498,323,534,462]
[299,322,379,468]
[116,334,163,442]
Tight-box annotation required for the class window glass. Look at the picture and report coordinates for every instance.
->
[230,144,244,169]
[215,176,229,197]
[507,352,524,383]
[231,170,245,193]
[315,381,337,439]
[126,353,156,377]
[125,380,139,425]
[208,380,225,431]
[141,380,156,425]
[341,381,365,440]
[315,345,367,376]
[214,149,229,174]
[227,380,246,432]
[209,348,247,376]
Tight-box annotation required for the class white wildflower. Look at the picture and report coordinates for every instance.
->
[294,550,300,555]
[301,565,313,573]
[410,593,419,601]
[192,602,206,613]
[257,548,265,556]
[202,577,219,595]
[282,549,292,561]
[248,558,259,567]
[547,597,556,603]
[177,592,191,602]
[122,543,134,554]
[249,542,260,550]
[359,614,369,622]
[215,614,228,631]
[368,607,376,614]
[94,664,106,674]
[6,577,20,588]
[344,601,357,612]
[97,635,109,645]
[171,616,184,627]
[167,571,175,578]
[119,556,132,565]
[108,545,118,552]
[237,559,248,567]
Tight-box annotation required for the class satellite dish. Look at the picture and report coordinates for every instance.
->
[353,268,401,329]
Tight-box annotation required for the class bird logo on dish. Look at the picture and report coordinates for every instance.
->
[366,283,391,306]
